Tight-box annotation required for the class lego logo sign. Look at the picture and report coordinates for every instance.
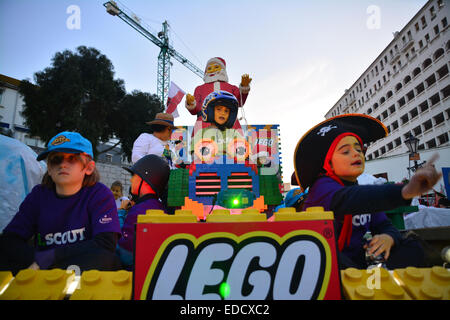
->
[139,230,333,300]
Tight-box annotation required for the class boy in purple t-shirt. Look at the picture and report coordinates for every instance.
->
[294,114,441,269]
[0,131,122,274]
[116,154,170,269]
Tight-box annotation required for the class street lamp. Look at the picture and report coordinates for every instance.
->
[404,134,425,177]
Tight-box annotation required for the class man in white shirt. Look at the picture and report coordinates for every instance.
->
[131,113,175,163]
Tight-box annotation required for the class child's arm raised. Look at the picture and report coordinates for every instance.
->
[401,153,442,200]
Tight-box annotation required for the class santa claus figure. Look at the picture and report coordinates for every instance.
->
[185,57,252,131]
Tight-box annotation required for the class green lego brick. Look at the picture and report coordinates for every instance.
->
[258,174,283,205]
[167,168,190,206]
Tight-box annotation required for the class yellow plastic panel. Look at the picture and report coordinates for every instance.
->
[274,206,334,221]
[138,209,197,223]
[206,208,266,222]
[0,271,13,294]
[393,266,450,300]
[0,269,74,300]
[341,267,411,300]
[70,270,132,300]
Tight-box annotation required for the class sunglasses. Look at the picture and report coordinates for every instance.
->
[48,153,82,166]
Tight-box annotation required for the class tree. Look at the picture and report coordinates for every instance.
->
[111,90,163,162]
[19,46,126,159]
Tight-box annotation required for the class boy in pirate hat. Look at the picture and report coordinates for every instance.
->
[294,114,441,269]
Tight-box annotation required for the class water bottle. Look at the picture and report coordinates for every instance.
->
[363,231,386,269]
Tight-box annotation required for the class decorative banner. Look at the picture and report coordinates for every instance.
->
[133,219,341,300]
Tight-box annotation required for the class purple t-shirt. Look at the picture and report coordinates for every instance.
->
[303,176,400,259]
[118,198,165,252]
[3,183,121,251]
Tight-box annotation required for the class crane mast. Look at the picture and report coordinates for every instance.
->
[104,1,203,107]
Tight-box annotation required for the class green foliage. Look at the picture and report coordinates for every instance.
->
[111,90,163,162]
[19,46,163,160]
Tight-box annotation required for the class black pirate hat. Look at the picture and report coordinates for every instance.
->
[294,114,388,191]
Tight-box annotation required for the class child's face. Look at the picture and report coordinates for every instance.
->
[111,186,123,199]
[330,136,365,182]
[47,152,94,189]
[214,105,230,125]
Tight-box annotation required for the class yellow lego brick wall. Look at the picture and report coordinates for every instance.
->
[274,206,334,221]
[0,269,74,300]
[341,267,411,300]
[205,208,267,222]
[70,270,132,300]
[393,266,450,300]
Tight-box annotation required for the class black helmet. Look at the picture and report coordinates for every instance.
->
[201,90,239,128]
[123,154,170,197]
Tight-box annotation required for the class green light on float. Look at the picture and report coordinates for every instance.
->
[219,282,231,299]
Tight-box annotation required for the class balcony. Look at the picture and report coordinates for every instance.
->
[401,38,414,52]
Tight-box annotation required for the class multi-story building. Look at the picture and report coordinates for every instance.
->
[325,0,449,165]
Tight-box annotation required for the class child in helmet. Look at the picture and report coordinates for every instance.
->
[116,154,170,269]
[294,114,441,269]
[191,90,247,163]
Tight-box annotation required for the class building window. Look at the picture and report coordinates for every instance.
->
[433,48,444,61]
[382,110,388,119]
[404,75,411,85]
[433,112,445,126]
[423,119,432,131]
[367,107,373,114]
[415,82,425,95]
[386,91,393,99]
[437,65,449,79]
[419,100,428,113]
[410,107,419,119]
[388,105,396,114]
[380,146,386,155]
[406,90,415,102]
[442,85,450,100]
[400,113,409,125]
[426,139,437,149]
[413,67,421,78]
[423,58,432,69]
[437,132,449,145]
[380,96,386,105]
[429,92,440,106]
[425,74,436,87]
[391,120,399,131]
[434,25,440,35]
[415,22,420,32]
[413,125,422,136]
[394,137,402,147]
[395,82,403,91]
[421,16,427,28]
[425,33,430,42]
[442,17,448,29]
[398,97,406,108]
[387,142,394,151]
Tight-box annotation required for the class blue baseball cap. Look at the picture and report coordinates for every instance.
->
[37,131,94,161]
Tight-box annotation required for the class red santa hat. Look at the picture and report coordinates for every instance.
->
[205,57,226,71]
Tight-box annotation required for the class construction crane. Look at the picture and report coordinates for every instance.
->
[104,1,204,107]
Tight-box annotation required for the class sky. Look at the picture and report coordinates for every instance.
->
[0,0,428,183]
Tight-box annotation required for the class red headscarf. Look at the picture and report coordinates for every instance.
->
[322,132,363,251]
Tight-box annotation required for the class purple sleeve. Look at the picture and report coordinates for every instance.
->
[118,209,138,252]
[88,184,121,237]
[3,185,40,240]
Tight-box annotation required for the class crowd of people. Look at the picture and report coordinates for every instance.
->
[0,57,445,275]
